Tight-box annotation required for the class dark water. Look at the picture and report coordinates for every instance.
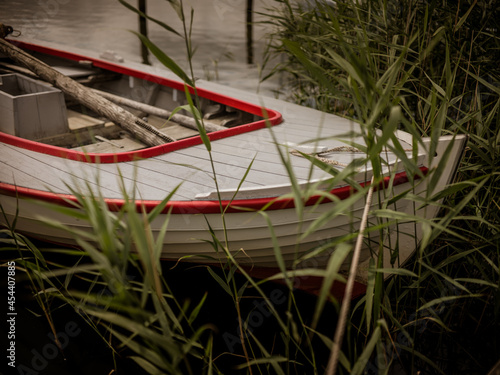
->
[0,243,321,375]
[0,0,282,95]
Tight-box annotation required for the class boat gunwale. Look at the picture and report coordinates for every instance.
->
[0,167,427,214]
[0,40,283,164]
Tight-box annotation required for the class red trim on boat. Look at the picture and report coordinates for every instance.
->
[0,40,282,163]
[0,167,427,214]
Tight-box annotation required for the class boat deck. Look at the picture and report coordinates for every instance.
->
[0,108,371,201]
[0,41,416,203]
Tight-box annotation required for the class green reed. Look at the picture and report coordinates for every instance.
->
[262,0,499,373]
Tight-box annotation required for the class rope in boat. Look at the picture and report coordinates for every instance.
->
[290,146,364,167]
[133,119,176,143]
[290,144,413,167]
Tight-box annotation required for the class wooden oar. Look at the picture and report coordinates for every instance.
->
[0,59,226,133]
[0,37,174,146]
[92,88,227,133]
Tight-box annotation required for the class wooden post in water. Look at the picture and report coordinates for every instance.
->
[138,0,151,65]
[246,0,254,65]
[0,38,174,146]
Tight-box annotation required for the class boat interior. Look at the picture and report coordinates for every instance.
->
[0,48,263,154]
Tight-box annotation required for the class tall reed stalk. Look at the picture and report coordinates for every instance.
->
[261,0,500,373]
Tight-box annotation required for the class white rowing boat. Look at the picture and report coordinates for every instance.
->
[0,38,467,296]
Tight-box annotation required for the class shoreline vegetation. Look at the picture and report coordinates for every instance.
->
[1,0,499,374]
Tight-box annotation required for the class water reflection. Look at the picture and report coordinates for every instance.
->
[0,0,280,95]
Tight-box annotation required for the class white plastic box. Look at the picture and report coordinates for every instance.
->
[0,73,68,140]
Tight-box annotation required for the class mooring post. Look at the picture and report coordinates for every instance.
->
[246,0,254,65]
[138,0,151,65]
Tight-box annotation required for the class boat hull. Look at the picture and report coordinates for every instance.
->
[0,153,448,272]
[0,40,468,296]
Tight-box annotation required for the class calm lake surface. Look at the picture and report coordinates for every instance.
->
[0,0,282,95]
